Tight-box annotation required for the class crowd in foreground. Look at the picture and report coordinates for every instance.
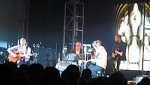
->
[0,62,150,85]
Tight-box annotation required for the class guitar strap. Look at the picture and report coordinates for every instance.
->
[95,47,104,59]
[23,46,28,62]
[95,52,100,59]
[26,46,28,54]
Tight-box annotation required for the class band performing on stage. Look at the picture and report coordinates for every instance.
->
[0,34,128,80]
[1,35,127,78]
[3,36,126,78]
[55,35,128,78]
[1,1,150,85]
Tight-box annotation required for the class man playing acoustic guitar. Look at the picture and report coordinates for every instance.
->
[81,40,107,78]
[7,38,32,67]
[108,35,127,73]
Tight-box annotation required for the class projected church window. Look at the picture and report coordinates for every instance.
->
[114,2,150,70]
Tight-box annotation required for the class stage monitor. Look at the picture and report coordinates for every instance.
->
[136,75,150,84]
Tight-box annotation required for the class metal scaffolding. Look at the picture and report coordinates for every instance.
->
[141,0,150,76]
[62,0,84,59]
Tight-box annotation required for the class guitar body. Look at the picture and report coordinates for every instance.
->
[114,48,123,57]
[8,51,23,63]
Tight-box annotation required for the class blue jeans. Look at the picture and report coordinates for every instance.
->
[88,64,103,78]
[80,62,91,74]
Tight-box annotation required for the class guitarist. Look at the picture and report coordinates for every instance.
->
[108,35,127,72]
[85,40,107,78]
[7,38,31,67]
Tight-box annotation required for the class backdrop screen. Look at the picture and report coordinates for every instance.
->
[114,2,150,70]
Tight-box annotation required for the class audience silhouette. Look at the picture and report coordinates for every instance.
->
[0,61,149,85]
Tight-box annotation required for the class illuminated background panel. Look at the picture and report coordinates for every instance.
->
[114,2,150,70]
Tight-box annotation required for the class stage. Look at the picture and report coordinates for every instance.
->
[104,61,150,85]
[118,70,150,85]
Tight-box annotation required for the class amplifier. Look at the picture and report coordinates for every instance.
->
[136,75,150,84]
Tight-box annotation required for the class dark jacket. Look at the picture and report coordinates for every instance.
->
[112,41,127,60]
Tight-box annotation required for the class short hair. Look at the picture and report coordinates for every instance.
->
[115,35,121,39]
[20,38,26,42]
[96,40,102,45]
[20,38,26,45]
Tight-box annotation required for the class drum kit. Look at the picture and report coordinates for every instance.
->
[56,42,96,74]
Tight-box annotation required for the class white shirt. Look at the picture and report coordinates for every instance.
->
[90,46,107,69]
[7,45,31,62]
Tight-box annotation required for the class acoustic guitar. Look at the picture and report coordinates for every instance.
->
[115,50,123,56]
[112,48,123,57]
[8,51,38,63]
[114,48,123,57]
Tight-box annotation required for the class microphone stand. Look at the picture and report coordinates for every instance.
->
[83,44,91,69]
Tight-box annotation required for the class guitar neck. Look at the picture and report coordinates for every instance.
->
[19,53,37,57]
